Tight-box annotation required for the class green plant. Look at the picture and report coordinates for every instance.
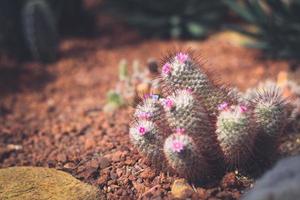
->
[102,0,228,38]
[224,0,300,59]
[22,0,58,63]
[130,51,290,182]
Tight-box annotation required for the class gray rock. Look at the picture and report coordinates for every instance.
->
[243,156,300,200]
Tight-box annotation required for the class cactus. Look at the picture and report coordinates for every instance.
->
[22,0,58,63]
[130,51,289,182]
[216,105,256,168]
[164,133,211,182]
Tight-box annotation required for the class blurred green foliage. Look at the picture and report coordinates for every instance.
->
[224,0,300,59]
[102,0,228,38]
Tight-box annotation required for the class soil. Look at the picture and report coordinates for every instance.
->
[0,31,299,199]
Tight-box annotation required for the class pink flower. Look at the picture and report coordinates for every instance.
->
[218,102,229,111]
[172,140,184,153]
[138,112,151,120]
[138,126,147,136]
[165,98,174,109]
[162,63,172,75]
[239,105,248,113]
[143,94,150,100]
[184,88,193,93]
[175,52,189,63]
[176,128,185,134]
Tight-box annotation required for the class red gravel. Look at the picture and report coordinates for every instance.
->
[0,33,298,199]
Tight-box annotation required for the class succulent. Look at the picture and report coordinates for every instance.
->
[105,59,161,113]
[0,0,91,62]
[224,0,300,60]
[22,0,58,63]
[130,51,289,182]
[102,0,228,38]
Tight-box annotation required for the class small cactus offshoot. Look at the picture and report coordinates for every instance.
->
[130,51,290,182]
[104,59,160,113]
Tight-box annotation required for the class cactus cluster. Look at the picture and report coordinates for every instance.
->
[130,51,289,182]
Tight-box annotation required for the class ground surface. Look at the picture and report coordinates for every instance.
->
[0,34,299,199]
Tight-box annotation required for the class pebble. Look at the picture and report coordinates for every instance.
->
[171,179,195,199]
[221,172,240,189]
[140,167,156,179]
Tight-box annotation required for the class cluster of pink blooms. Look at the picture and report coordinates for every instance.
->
[162,52,189,76]
[218,101,248,113]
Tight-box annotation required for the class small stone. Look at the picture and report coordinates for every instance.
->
[221,172,240,189]
[116,168,123,177]
[171,179,195,199]
[97,174,108,186]
[105,151,127,162]
[56,154,67,162]
[63,162,76,169]
[85,138,96,150]
[132,181,147,194]
[140,167,156,179]
[99,157,111,169]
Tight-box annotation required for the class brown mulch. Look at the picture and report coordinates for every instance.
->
[0,34,298,199]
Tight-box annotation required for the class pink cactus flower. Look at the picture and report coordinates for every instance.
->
[175,52,189,63]
[218,102,229,111]
[172,140,184,153]
[162,63,172,75]
[139,112,151,120]
[138,126,147,136]
[176,128,185,134]
[143,94,150,100]
[239,105,248,113]
[184,88,193,93]
[165,98,174,109]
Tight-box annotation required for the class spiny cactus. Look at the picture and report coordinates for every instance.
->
[216,104,256,168]
[22,0,58,63]
[130,51,289,182]
[164,133,211,182]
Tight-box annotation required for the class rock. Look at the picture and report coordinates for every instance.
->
[221,172,240,189]
[99,157,111,169]
[242,156,300,200]
[0,167,101,200]
[139,167,156,179]
[171,179,195,199]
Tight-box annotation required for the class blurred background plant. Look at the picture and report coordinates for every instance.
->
[103,58,160,113]
[1,0,300,64]
[0,0,94,63]
[101,0,228,39]
[224,0,300,60]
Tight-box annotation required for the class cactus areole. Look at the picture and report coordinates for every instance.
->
[129,51,288,182]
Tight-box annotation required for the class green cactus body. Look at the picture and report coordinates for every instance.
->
[251,88,287,167]
[130,51,289,182]
[216,105,255,168]
[163,90,224,173]
[254,97,286,137]
[164,133,210,181]
[161,52,236,116]
[129,120,165,166]
[134,97,163,123]
[22,0,58,62]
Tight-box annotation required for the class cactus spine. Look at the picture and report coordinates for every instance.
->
[130,51,289,182]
